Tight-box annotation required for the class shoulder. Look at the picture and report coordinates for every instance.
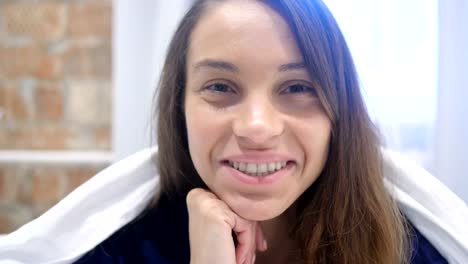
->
[409,221,448,264]
[73,194,448,264]
[74,195,190,264]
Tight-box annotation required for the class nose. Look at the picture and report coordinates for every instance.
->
[233,94,284,149]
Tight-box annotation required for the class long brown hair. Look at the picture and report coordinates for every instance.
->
[154,0,409,263]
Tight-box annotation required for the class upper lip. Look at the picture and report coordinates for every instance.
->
[220,152,295,164]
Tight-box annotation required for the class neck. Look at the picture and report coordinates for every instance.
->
[257,203,301,263]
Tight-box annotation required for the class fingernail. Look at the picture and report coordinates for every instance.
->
[263,239,268,250]
[252,254,256,263]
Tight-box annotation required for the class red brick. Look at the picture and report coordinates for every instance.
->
[36,84,64,121]
[7,128,31,149]
[31,168,62,204]
[0,214,14,234]
[1,2,66,42]
[63,43,111,79]
[13,169,31,205]
[2,168,23,203]
[98,82,112,123]
[0,132,9,148]
[94,126,111,150]
[0,86,7,126]
[66,167,97,193]
[0,44,41,79]
[11,125,69,150]
[0,84,31,121]
[34,55,63,80]
[0,86,6,110]
[32,204,53,219]
[10,88,30,120]
[0,44,62,80]
[0,205,34,234]
[66,127,112,150]
[69,1,112,39]
[0,169,6,200]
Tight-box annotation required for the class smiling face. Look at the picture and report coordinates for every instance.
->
[184,0,332,221]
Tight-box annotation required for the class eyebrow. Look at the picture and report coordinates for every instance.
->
[278,62,306,72]
[192,59,306,73]
[193,59,240,73]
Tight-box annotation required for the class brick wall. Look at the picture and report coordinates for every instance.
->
[0,163,107,233]
[0,0,113,233]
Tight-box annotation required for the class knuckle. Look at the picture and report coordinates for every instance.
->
[199,198,218,213]
[186,188,204,205]
[187,189,219,212]
[186,189,233,227]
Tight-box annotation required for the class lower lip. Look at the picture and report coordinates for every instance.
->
[221,162,294,185]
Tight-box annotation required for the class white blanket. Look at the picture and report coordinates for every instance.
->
[0,148,467,264]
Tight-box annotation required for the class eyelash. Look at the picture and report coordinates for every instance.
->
[280,83,317,95]
[201,81,316,96]
[204,82,236,94]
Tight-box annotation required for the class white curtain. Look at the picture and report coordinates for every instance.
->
[112,0,192,160]
[324,0,468,202]
[434,1,468,203]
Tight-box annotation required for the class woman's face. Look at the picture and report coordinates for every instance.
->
[184,0,331,221]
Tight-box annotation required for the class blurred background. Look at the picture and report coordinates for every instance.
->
[0,0,466,234]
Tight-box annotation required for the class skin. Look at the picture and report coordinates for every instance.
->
[184,1,332,263]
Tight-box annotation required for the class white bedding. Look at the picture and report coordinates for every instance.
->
[0,148,467,264]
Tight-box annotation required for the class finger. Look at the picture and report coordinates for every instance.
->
[247,224,257,264]
[228,214,255,264]
[247,222,259,263]
[247,253,255,264]
[235,226,253,263]
[246,253,254,264]
[255,223,267,252]
[242,253,251,264]
[247,223,258,264]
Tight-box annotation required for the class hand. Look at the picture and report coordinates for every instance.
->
[187,188,267,264]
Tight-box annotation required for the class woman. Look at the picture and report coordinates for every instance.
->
[71,0,450,263]
[3,0,454,263]
[155,0,403,263]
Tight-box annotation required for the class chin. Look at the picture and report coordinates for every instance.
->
[224,194,288,221]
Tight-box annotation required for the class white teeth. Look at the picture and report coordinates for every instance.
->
[258,163,267,174]
[246,163,257,174]
[268,162,276,172]
[229,161,289,176]
[275,162,282,170]
[238,162,246,171]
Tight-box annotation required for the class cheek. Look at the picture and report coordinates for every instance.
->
[186,110,210,174]
[185,100,227,182]
[298,118,332,178]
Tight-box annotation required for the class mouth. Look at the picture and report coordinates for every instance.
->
[221,160,294,177]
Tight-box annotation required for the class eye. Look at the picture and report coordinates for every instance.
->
[204,82,236,94]
[282,83,316,95]
[199,81,239,110]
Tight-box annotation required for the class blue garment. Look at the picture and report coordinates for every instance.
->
[74,195,448,264]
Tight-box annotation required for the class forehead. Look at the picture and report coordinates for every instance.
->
[187,0,303,67]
